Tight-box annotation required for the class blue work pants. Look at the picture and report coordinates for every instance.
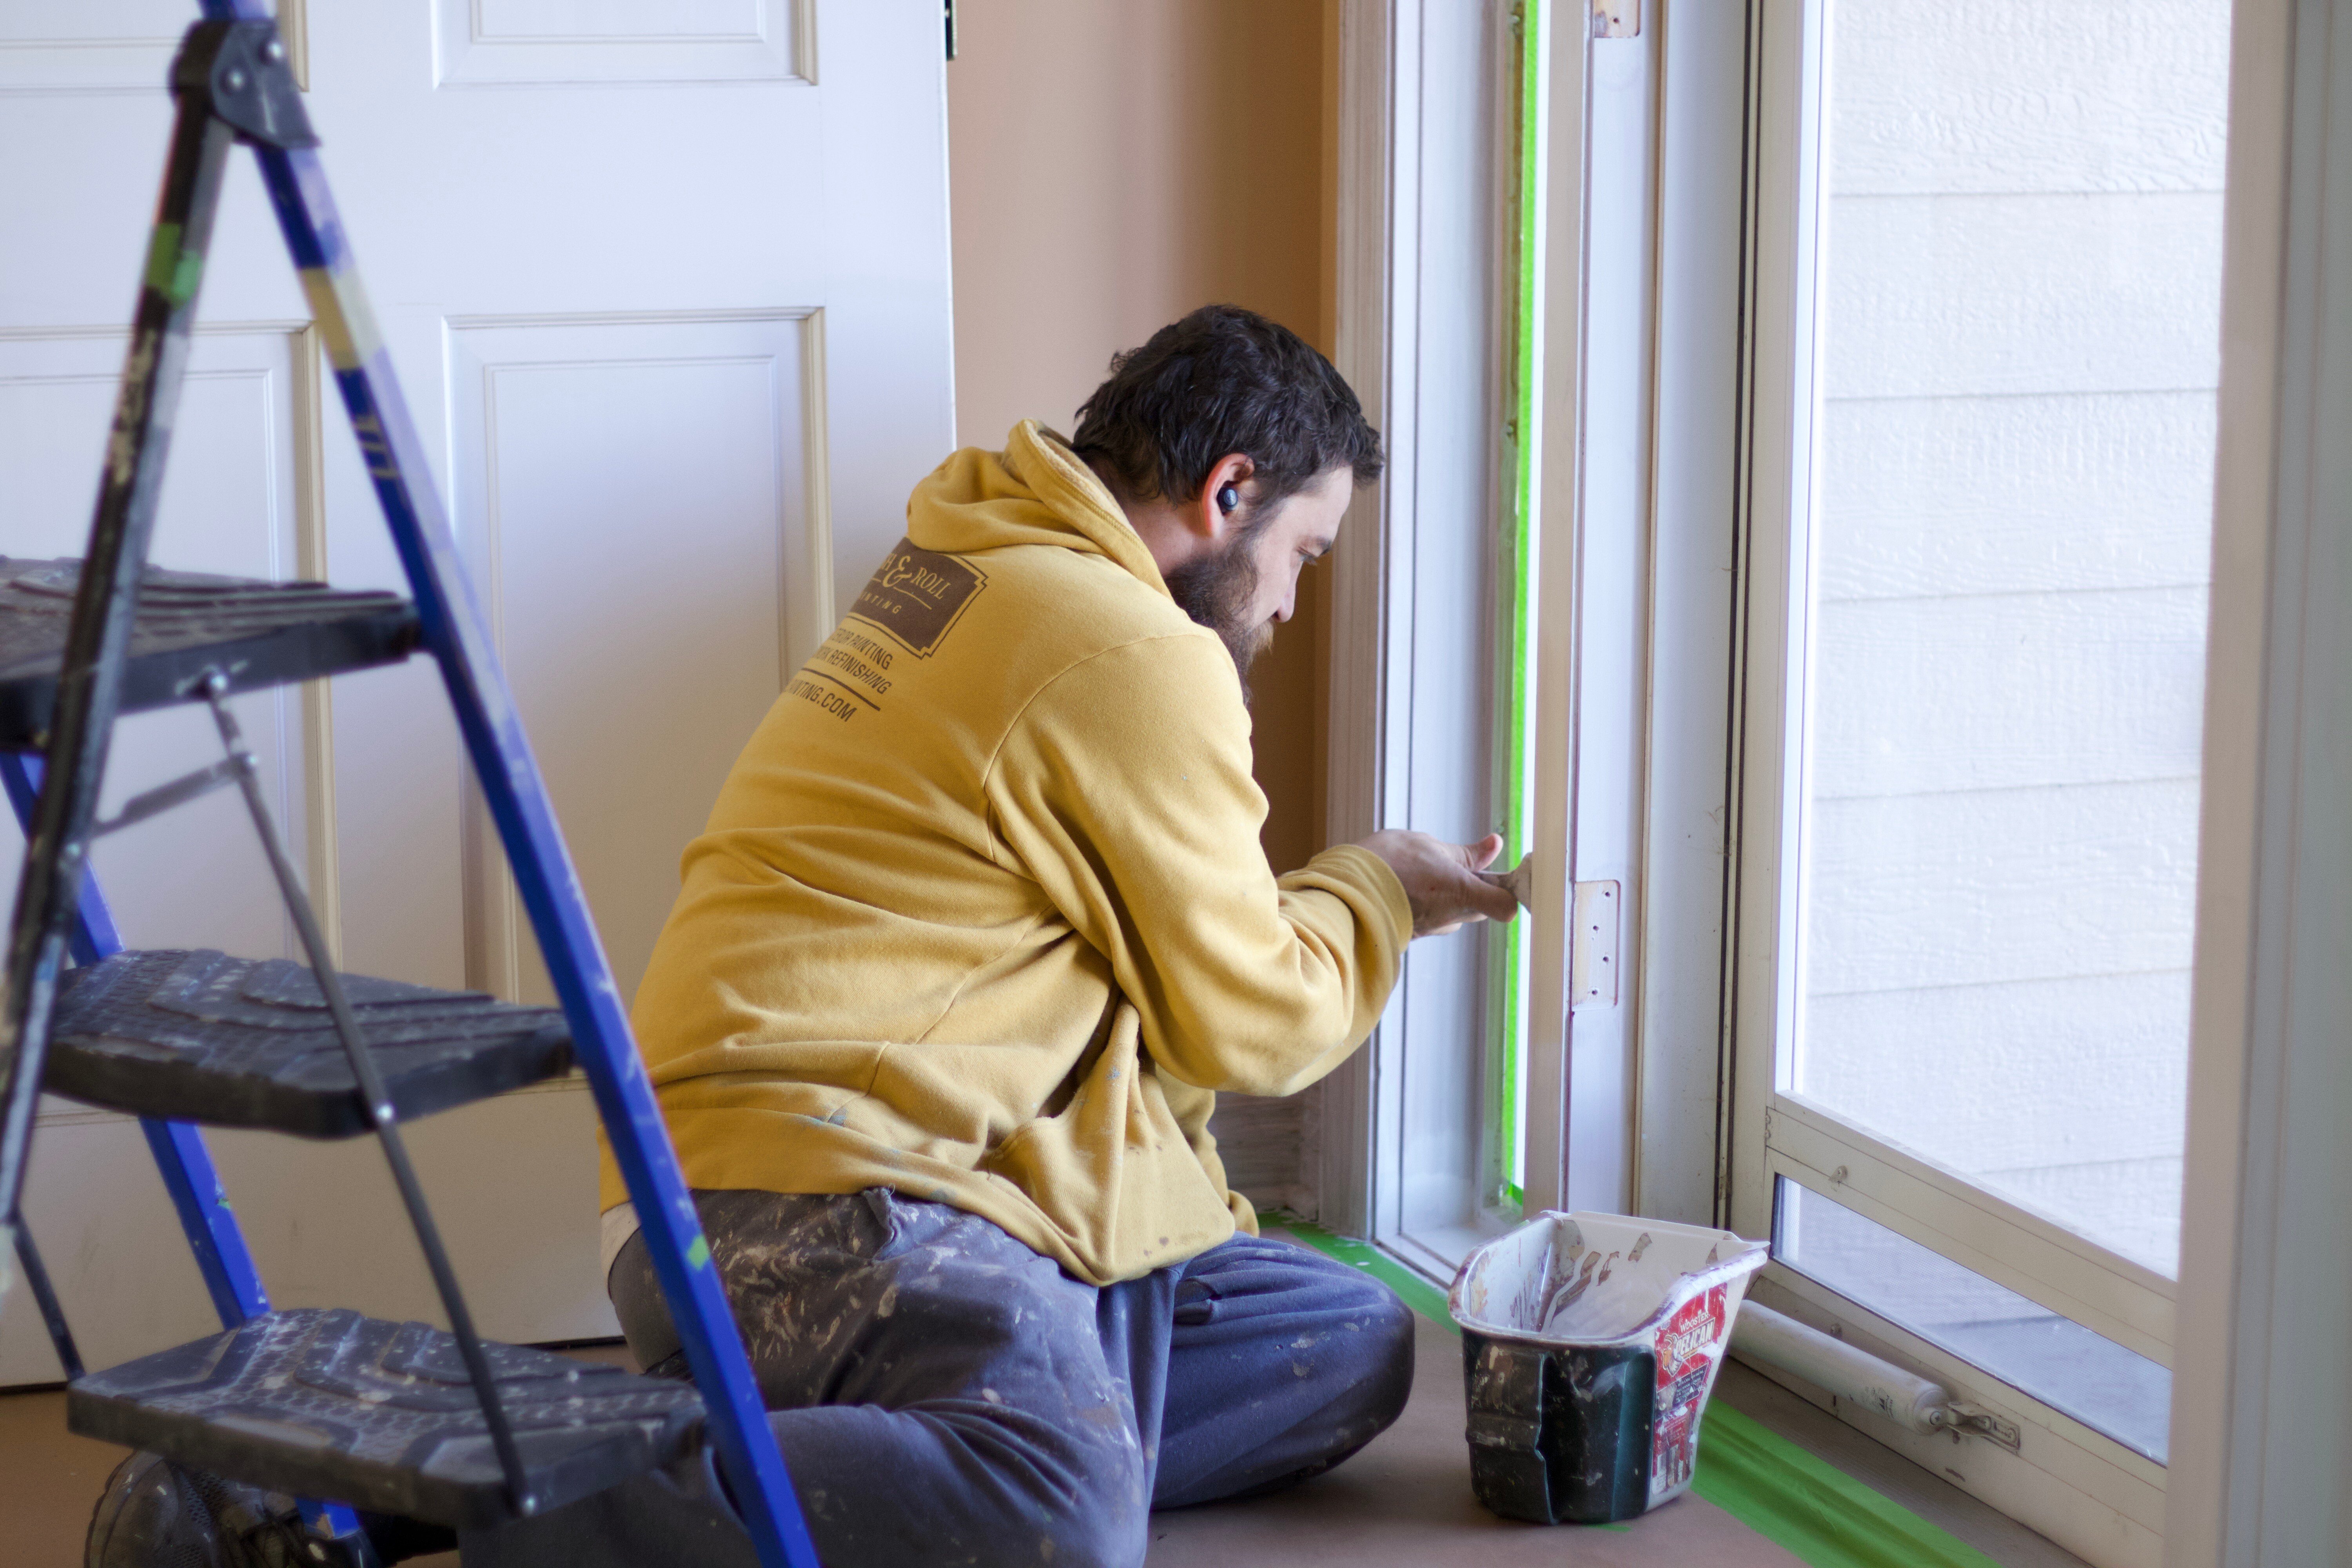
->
[460,1189,1415,1568]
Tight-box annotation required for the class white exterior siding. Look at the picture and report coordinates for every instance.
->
[1795,0,2228,1272]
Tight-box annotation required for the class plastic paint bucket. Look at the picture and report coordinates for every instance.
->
[1448,1211,1769,1524]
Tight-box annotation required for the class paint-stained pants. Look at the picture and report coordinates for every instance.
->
[459,1189,1416,1568]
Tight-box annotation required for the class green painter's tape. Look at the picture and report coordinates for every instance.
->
[1262,1211,1997,1568]
[1266,1211,1453,1327]
[1693,1404,2002,1568]
[686,1235,711,1270]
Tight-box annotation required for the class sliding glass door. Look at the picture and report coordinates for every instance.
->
[1733,0,2228,1554]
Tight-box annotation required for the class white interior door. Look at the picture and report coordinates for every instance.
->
[0,0,952,1385]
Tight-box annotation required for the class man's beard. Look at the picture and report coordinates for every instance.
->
[1165,530,1274,697]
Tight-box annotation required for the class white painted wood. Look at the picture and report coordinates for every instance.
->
[1315,0,1395,1240]
[1726,0,1824,1248]
[445,310,820,1005]
[1811,588,2209,796]
[1828,0,2230,197]
[0,1086,616,1385]
[1802,779,2201,995]
[1766,1105,2177,1362]
[0,327,316,972]
[0,0,188,95]
[1818,392,2218,601]
[2167,0,2352,1559]
[1823,193,2226,400]
[434,0,806,87]
[1752,1273,2168,1568]
[1392,0,1506,1256]
[1553,22,1653,1222]
[1320,0,1521,1270]
[0,0,950,1381]
[1803,970,2191,1269]
[1633,0,1746,1228]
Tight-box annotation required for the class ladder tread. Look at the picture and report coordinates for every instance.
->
[67,1307,704,1529]
[0,556,419,748]
[51,949,573,1136]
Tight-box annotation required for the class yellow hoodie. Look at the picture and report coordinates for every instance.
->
[597,421,1412,1285]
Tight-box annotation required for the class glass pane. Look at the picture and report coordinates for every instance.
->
[1792,0,2231,1275]
[1776,1179,2171,1461]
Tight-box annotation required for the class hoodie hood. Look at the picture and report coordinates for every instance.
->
[907,420,1169,597]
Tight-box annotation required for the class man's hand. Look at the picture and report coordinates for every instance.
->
[1356,829,1521,937]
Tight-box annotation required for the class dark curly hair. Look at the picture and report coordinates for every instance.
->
[1070,305,1385,513]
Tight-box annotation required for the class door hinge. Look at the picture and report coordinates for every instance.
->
[1592,0,1641,38]
[1570,880,1621,1008]
[945,0,958,62]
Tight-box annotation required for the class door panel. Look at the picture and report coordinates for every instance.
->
[0,0,950,1384]
[446,310,823,1005]
[433,0,807,87]
[0,327,314,972]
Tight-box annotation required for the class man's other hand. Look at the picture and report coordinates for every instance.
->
[1355,830,1520,937]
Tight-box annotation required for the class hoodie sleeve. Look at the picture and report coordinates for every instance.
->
[983,631,1414,1097]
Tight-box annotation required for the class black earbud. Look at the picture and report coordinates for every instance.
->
[1216,483,1240,515]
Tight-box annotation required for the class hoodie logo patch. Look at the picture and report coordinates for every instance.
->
[849,539,986,657]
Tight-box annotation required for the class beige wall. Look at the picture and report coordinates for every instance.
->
[947,0,1339,872]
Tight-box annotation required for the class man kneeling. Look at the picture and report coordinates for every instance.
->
[94,305,1515,1568]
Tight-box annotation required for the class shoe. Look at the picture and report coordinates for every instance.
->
[85,1452,370,1568]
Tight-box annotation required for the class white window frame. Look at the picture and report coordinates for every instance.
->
[1329,0,2352,1560]
[1704,0,2227,1557]
[1320,0,1533,1269]
[2166,0,2352,1557]
[1320,0,1633,1276]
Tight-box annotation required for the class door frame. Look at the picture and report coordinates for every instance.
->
[2165,0,2352,1555]
[1319,0,1598,1268]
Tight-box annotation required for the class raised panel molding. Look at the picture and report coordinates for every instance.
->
[0,0,309,95]
[444,308,824,1005]
[434,0,809,88]
[0,320,334,1108]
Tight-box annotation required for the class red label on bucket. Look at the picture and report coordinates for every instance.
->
[1650,1283,1730,1492]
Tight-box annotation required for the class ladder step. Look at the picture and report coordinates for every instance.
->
[50,950,573,1136]
[0,556,419,749]
[67,1308,704,1529]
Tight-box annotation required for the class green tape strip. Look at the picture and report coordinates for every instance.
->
[686,1235,711,1270]
[1263,1211,1998,1568]
[1269,1210,1454,1327]
[1692,1403,2004,1568]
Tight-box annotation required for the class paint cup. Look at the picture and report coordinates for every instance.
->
[1448,1211,1768,1524]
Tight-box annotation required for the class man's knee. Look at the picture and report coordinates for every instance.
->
[952,1413,1150,1568]
[1035,1480,1149,1568]
[1335,1284,1417,1435]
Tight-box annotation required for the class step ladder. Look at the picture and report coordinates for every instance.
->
[0,10,820,1566]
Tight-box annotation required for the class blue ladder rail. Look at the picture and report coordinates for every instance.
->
[0,4,817,1561]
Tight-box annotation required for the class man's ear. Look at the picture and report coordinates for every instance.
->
[1193,453,1256,543]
